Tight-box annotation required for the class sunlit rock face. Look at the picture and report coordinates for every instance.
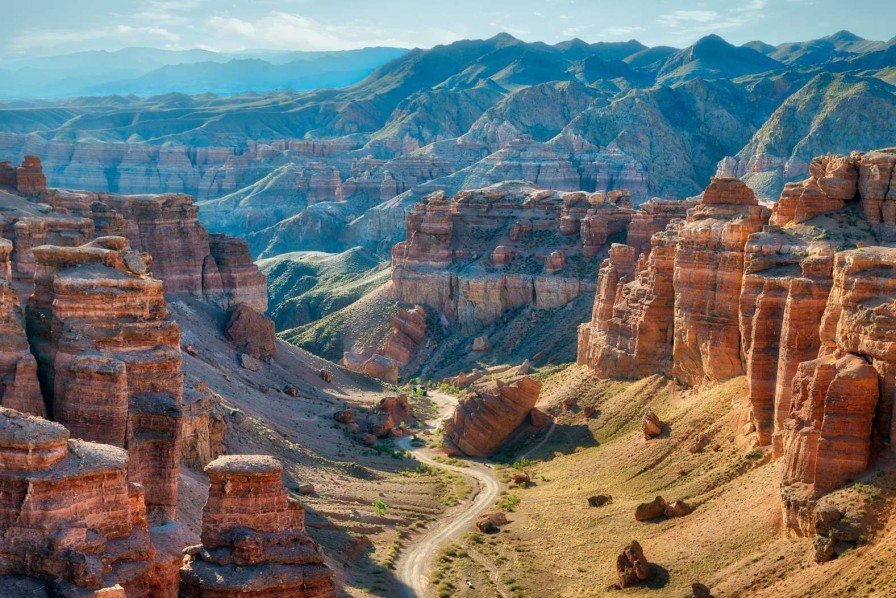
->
[180,455,337,597]
[0,407,183,596]
[443,377,542,457]
[25,237,183,523]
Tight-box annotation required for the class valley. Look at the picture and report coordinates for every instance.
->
[2,17,896,598]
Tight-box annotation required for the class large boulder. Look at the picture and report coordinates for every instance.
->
[443,377,542,457]
[616,540,651,588]
[225,303,277,360]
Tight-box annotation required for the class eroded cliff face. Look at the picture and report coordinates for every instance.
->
[578,148,896,538]
[26,237,184,523]
[391,182,636,333]
[0,158,336,593]
[0,407,184,596]
[671,178,771,385]
[44,188,267,312]
[0,243,43,416]
[180,455,337,597]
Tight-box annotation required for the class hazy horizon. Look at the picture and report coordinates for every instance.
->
[2,0,893,59]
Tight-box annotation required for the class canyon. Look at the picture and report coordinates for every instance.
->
[0,158,338,595]
[2,25,896,598]
[578,147,896,550]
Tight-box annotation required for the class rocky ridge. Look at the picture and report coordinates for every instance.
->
[0,158,335,595]
[578,148,896,541]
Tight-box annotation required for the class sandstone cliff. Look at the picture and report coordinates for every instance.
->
[26,237,184,523]
[391,182,628,333]
[0,407,184,596]
[180,455,336,597]
[578,148,896,539]
[0,244,43,416]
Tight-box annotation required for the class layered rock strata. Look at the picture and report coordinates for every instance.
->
[577,229,679,379]
[45,189,268,312]
[342,306,427,383]
[180,455,337,597]
[0,407,181,596]
[671,178,771,385]
[0,246,43,415]
[25,237,183,522]
[391,183,629,331]
[579,149,896,540]
[443,377,542,457]
[0,156,47,196]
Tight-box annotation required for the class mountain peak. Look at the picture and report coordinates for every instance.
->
[825,30,864,43]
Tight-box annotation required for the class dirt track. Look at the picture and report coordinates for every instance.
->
[395,392,503,598]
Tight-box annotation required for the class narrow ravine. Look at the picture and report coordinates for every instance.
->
[395,391,503,598]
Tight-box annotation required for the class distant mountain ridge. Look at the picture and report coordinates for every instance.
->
[0,46,408,99]
[0,29,895,258]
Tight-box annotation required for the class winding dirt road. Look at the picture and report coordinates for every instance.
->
[395,392,503,598]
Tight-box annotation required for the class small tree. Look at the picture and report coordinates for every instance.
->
[374,499,387,517]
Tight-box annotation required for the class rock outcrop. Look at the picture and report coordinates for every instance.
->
[180,455,336,597]
[443,377,542,457]
[379,306,427,367]
[26,237,183,522]
[392,183,624,332]
[0,252,43,415]
[579,149,896,543]
[0,156,47,196]
[577,230,679,378]
[0,407,182,596]
[224,303,276,360]
[44,189,268,313]
[671,178,771,385]
[616,540,651,588]
[342,306,428,383]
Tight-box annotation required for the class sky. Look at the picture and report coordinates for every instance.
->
[2,0,894,58]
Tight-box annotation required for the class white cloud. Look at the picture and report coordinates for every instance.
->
[657,10,724,27]
[204,11,456,51]
[8,24,181,53]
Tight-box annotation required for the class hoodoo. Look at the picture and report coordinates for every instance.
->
[180,455,337,597]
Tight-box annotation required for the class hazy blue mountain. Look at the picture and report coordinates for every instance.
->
[0,46,408,99]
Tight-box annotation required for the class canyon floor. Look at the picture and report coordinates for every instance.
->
[383,366,896,597]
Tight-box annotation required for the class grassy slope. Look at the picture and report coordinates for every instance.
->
[260,247,390,332]
[434,365,896,596]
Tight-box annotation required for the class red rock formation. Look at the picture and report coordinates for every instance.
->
[180,455,336,597]
[818,247,896,444]
[671,178,770,385]
[225,303,276,360]
[739,229,835,448]
[577,228,679,379]
[208,234,269,313]
[443,377,541,457]
[780,355,879,535]
[342,351,399,384]
[25,237,183,523]
[0,407,181,596]
[44,188,268,312]
[181,385,227,469]
[15,156,47,196]
[625,198,694,257]
[379,306,427,367]
[855,149,896,225]
[392,183,612,331]
[0,277,44,417]
[0,215,94,296]
[616,540,651,588]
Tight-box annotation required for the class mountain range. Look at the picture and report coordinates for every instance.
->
[0,46,408,98]
[0,30,895,257]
